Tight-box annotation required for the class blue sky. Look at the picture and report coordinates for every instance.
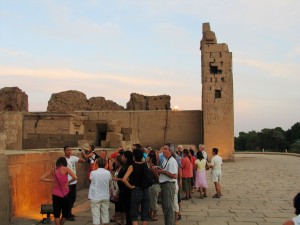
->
[1,0,300,136]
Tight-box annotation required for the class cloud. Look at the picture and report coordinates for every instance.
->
[235,58,300,80]
[0,65,184,87]
[0,48,23,57]
[287,45,300,57]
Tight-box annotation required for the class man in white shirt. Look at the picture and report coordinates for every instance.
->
[89,158,112,225]
[156,143,178,225]
[64,145,85,221]
[198,144,208,161]
[210,148,223,198]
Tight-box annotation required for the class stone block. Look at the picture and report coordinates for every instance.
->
[84,132,97,140]
[121,127,132,134]
[101,140,110,148]
[26,133,38,139]
[50,134,63,140]
[202,43,229,53]
[63,139,78,147]
[107,120,122,132]
[84,121,98,132]
[38,134,51,139]
[211,52,221,58]
[62,134,75,140]
[22,139,50,149]
[49,139,65,148]
[106,132,123,141]
[109,141,123,148]
[123,133,131,141]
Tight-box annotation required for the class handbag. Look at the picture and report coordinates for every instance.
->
[110,171,120,203]
[205,161,209,170]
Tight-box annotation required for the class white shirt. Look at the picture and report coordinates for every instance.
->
[201,150,208,160]
[65,156,79,185]
[211,155,222,170]
[159,156,178,183]
[292,214,300,225]
[88,168,112,201]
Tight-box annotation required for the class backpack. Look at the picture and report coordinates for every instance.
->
[140,163,154,189]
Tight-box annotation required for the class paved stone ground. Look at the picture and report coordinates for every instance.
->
[10,154,300,225]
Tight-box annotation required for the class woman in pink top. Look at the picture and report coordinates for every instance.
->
[181,149,193,200]
[41,157,77,225]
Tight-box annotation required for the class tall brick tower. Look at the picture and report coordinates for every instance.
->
[200,23,234,160]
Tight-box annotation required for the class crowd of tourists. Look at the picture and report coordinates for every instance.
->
[40,143,224,225]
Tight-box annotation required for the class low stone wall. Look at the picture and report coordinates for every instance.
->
[6,149,90,218]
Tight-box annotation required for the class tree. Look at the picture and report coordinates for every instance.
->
[289,140,300,153]
[286,122,300,144]
[235,122,299,152]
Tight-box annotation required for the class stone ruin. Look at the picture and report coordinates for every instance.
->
[98,119,133,150]
[126,93,171,110]
[47,90,124,112]
[0,87,172,112]
[0,87,28,111]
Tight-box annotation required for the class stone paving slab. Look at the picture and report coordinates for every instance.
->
[10,154,300,225]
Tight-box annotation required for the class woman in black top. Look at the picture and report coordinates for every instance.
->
[123,148,151,225]
[117,150,133,225]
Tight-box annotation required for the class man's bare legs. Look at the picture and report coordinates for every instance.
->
[213,182,221,197]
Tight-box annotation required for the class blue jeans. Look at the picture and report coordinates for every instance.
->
[130,188,150,221]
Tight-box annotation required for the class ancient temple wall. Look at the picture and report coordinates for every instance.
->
[6,150,89,218]
[0,112,23,150]
[0,134,9,225]
[201,23,234,160]
[76,110,203,149]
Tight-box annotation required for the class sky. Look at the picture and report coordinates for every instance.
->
[1,0,300,137]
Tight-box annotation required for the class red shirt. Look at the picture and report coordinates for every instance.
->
[181,157,193,178]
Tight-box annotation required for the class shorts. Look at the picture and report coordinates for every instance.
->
[52,194,70,218]
[211,170,222,182]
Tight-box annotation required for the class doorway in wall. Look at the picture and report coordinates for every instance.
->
[96,122,107,146]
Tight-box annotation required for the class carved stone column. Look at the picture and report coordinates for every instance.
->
[0,133,10,224]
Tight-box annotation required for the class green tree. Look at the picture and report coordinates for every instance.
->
[286,122,300,144]
[245,131,260,150]
[289,140,300,153]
